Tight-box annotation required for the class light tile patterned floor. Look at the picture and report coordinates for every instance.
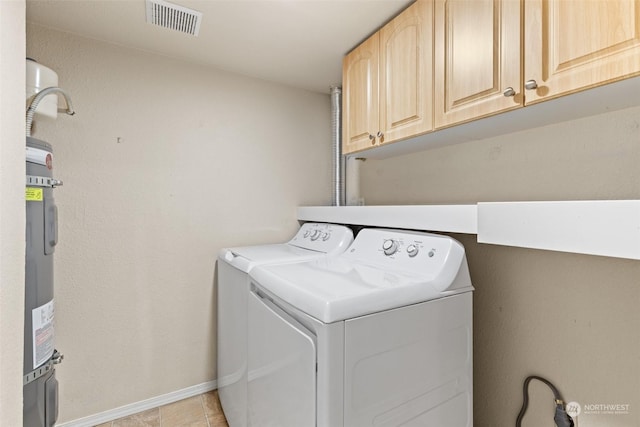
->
[95,390,228,427]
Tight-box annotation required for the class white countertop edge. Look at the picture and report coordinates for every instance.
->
[477,200,640,260]
[297,205,478,234]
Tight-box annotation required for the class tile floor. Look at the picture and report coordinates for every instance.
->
[95,390,228,427]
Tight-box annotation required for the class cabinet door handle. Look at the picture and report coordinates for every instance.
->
[503,87,516,97]
[376,131,384,138]
[524,80,538,90]
[369,134,376,145]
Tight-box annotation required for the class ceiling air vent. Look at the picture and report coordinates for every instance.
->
[145,0,202,36]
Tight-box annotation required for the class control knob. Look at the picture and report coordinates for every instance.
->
[407,244,419,258]
[310,230,322,241]
[382,239,398,256]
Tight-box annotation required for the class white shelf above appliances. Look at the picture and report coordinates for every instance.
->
[477,200,640,260]
[298,205,478,234]
[298,200,640,260]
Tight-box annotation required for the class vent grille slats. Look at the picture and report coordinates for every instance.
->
[146,0,202,37]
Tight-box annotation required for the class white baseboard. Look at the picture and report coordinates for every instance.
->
[56,380,217,427]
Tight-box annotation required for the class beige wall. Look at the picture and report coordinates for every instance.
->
[26,24,333,422]
[361,106,640,426]
[24,17,640,427]
[0,1,26,425]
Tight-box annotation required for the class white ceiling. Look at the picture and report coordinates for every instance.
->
[26,0,413,94]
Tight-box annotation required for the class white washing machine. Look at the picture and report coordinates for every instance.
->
[217,222,353,427]
[247,228,474,427]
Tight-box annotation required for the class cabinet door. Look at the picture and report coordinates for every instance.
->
[379,0,433,144]
[434,0,521,128]
[524,0,640,104]
[343,33,379,154]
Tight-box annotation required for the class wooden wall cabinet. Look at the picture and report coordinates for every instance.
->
[343,0,433,154]
[343,0,640,154]
[435,0,640,129]
[524,0,640,104]
[434,0,522,129]
[342,34,379,154]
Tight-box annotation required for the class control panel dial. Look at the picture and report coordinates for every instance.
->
[406,244,419,258]
[382,239,398,256]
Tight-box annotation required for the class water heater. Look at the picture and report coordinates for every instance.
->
[24,58,70,427]
[24,137,62,427]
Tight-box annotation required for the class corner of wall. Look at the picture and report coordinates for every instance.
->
[0,1,27,425]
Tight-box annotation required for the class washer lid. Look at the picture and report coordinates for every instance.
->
[219,244,320,273]
[249,229,473,323]
[250,255,472,324]
[218,223,353,273]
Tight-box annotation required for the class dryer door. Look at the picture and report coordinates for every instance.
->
[248,288,316,427]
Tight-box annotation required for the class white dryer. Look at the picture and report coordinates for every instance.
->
[217,222,353,427]
[247,228,474,427]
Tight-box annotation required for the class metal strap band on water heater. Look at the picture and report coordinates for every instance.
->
[23,359,53,385]
[26,175,63,188]
[23,350,63,385]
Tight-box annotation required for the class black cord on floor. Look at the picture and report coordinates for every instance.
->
[516,375,575,427]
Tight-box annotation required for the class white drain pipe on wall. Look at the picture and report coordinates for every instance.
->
[346,156,362,206]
